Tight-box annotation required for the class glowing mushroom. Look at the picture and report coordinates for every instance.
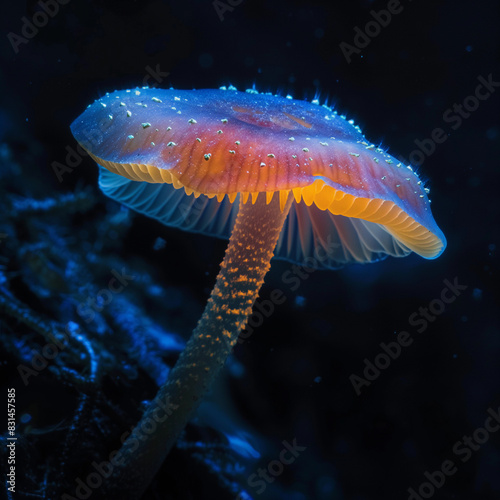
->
[71,86,446,495]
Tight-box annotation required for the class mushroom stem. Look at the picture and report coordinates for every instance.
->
[109,192,293,497]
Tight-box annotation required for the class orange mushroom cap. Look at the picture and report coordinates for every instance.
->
[71,86,446,268]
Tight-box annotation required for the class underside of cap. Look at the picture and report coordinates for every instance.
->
[99,166,444,269]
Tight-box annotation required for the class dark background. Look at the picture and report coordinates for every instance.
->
[1,0,499,499]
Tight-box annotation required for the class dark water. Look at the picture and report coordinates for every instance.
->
[0,1,499,499]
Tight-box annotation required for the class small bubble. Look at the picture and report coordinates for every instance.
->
[295,296,306,307]
[148,285,163,296]
[20,413,32,424]
[153,237,166,250]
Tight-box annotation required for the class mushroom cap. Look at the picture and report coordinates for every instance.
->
[71,87,446,268]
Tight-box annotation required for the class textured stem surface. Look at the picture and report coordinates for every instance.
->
[109,192,293,498]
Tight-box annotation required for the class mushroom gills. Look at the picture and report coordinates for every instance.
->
[99,166,414,269]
